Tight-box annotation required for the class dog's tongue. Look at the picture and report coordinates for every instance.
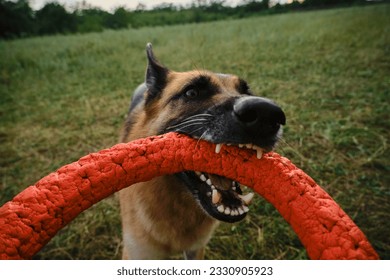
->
[208,174,233,191]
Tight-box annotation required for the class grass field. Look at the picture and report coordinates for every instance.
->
[0,4,389,260]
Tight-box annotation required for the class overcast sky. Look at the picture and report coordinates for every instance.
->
[29,0,249,11]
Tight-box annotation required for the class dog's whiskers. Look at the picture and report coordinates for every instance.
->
[195,129,210,149]
[190,113,214,118]
[166,119,211,130]
[166,113,214,132]
[182,126,206,135]
[172,122,207,132]
[178,114,214,123]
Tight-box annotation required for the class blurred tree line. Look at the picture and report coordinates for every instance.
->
[0,0,374,39]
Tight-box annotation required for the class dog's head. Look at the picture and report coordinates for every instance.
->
[125,44,286,223]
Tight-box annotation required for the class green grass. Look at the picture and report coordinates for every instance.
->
[0,4,389,259]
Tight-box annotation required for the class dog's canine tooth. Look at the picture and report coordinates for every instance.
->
[251,145,263,159]
[212,189,221,204]
[237,143,264,159]
[200,174,207,182]
[217,205,225,213]
[256,148,263,159]
[215,143,223,154]
[238,192,254,205]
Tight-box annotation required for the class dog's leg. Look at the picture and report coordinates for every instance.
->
[183,248,205,260]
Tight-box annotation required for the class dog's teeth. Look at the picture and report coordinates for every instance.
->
[206,178,212,186]
[238,192,254,205]
[200,174,207,182]
[195,171,201,176]
[243,205,249,213]
[236,143,264,159]
[238,207,244,215]
[232,209,239,216]
[212,189,221,204]
[252,145,263,159]
[215,143,223,154]
[217,205,225,213]
[206,191,211,197]
[224,207,231,215]
[256,148,263,159]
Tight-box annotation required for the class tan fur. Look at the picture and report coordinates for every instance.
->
[119,70,243,259]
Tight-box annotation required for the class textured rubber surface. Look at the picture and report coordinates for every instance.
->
[0,132,379,259]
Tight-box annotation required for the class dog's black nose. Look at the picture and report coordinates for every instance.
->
[233,96,286,136]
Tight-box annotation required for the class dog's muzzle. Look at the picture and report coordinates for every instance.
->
[233,96,286,140]
[169,95,286,223]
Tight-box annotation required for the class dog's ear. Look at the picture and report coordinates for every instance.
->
[145,43,169,101]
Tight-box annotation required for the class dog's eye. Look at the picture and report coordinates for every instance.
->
[185,89,199,99]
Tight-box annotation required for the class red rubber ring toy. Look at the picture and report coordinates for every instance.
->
[0,132,379,260]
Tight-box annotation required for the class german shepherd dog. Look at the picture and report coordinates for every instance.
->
[119,44,286,259]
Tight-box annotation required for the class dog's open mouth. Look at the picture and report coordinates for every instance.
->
[177,142,265,223]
